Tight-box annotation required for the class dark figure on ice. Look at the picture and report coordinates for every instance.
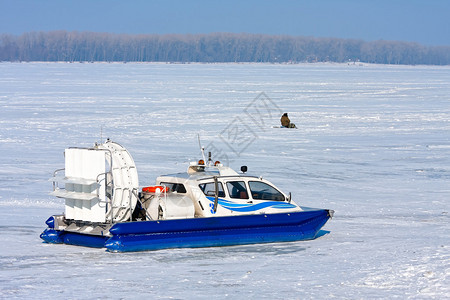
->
[280,113,297,128]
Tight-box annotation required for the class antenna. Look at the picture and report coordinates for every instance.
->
[197,134,206,163]
[100,125,103,144]
[197,133,201,150]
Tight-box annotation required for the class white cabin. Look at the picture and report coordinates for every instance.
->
[140,161,301,220]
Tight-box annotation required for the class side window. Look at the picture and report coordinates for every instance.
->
[226,181,249,199]
[248,181,284,201]
[199,182,225,197]
[160,182,187,193]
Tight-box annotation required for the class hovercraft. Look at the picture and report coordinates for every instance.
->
[41,140,333,252]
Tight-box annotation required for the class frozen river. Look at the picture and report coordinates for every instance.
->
[0,62,449,299]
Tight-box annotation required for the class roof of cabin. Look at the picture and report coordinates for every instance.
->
[158,165,242,181]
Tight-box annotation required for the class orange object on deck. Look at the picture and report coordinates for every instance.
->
[142,186,169,193]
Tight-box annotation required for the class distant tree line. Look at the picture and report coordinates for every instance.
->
[1,31,449,65]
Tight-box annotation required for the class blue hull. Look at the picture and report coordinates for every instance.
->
[40,208,332,252]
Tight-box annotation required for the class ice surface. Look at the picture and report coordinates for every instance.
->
[0,62,449,299]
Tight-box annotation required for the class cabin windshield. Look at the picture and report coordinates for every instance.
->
[248,181,285,201]
[226,181,249,199]
[199,182,225,197]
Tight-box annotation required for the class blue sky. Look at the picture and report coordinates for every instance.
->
[1,0,449,46]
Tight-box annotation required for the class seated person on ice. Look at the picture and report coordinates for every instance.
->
[280,113,297,128]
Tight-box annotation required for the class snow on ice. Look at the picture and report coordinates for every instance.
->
[0,62,449,299]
